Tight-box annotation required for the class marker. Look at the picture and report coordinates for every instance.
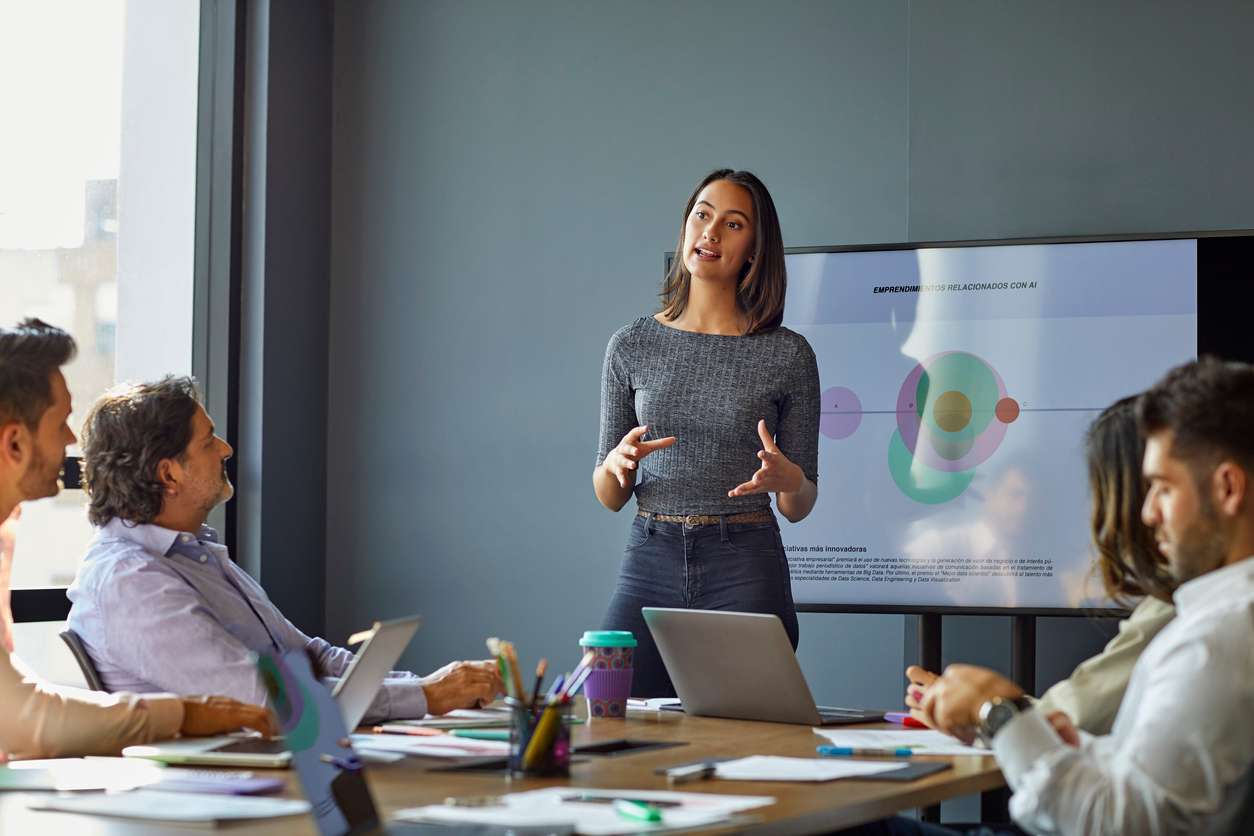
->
[613,799,663,823]
[817,745,917,757]
[885,712,929,729]
[449,729,510,741]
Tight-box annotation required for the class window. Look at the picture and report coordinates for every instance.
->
[1,0,201,634]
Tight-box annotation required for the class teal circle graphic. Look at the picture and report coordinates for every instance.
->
[888,430,975,505]
[891,351,1015,503]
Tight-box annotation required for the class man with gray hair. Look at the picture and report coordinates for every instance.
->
[0,319,273,758]
[68,376,500,721]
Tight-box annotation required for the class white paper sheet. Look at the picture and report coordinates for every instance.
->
[389,707,514,728]
[351,732,509,757]
[813,728,988,756]
[714,755,906,782]
[25,790,310,822]
[626,698,683,711]
[396,786,775,835]
[3,757,164,791]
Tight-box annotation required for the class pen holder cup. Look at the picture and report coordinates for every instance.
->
[507,697,572,778]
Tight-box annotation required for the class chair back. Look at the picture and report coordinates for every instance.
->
[58,629,105,692]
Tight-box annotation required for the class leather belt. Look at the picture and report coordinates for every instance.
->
[637,509,775,527]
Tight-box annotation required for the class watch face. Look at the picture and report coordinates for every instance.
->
[985,700,1018,737]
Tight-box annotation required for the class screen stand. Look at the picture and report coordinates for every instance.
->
[1011,614,1037,692]
[915,614,942,823]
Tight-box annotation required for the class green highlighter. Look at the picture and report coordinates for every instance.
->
[613,799,663,823]
[449,729,511,742]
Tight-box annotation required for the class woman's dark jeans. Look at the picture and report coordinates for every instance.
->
[600,513,799,698]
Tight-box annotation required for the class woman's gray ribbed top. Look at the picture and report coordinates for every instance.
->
[596,316,820,516]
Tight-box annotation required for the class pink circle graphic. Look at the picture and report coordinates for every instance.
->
[895,352,1011,473]
[820,386,863,440]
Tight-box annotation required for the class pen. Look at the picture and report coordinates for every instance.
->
[486,638,513,699]
[502,642,527,703]
[530,658,547,708]
[372,724,445,737]
[665,762,717,784]
[817,745,917,757]
[546,673,566,701]
[520,703,563,769]
[319,753,363,771]
[613,799,663,823]
[563,664,594,699]
[558,651,597,700]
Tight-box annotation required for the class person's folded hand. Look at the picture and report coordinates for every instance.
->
[178,695,277,738]
[920,664,1023,744]
[421,660,503,715]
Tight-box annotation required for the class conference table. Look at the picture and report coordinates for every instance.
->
[0,706,1005,834]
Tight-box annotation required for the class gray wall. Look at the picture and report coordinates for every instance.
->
[325,0,1254,733]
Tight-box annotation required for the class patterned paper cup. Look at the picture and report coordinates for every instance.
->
[579,631,636,718]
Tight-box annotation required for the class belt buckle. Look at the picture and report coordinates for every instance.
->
[683,514,702,527]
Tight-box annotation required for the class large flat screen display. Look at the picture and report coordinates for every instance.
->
[780,236,1199,612]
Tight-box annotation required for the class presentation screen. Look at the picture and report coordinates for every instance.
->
[780,237,1198,612]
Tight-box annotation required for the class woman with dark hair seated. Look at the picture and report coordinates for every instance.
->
[903,395,1176,738]
[846,394,1178,836]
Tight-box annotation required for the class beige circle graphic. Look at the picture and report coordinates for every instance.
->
[933,390,973,433]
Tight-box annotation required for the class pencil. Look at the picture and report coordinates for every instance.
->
[530,658,548,708]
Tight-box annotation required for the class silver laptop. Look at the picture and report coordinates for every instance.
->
[123,615,422,767]
[642,608,883,726]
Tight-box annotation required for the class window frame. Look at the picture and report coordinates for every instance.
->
[12,0,245,624]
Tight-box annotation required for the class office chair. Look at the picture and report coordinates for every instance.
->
[59,629,105,692]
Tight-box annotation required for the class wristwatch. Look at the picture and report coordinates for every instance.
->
[977,694,1033,745]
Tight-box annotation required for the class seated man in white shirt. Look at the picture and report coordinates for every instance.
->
[67,376,501,723]
[854,358,1254,836]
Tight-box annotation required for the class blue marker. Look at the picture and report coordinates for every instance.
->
[817,744,916,757]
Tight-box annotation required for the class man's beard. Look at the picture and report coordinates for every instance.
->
[197,471,234,515]
[17,445,61,501]
[1170,500,1229,584]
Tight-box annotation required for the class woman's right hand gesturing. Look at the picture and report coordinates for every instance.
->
[602,425,677,488]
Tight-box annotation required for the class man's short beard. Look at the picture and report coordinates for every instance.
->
[1171,498,1229,583]
[17,446,60,501]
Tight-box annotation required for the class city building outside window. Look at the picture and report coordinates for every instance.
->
[0,0,200,682]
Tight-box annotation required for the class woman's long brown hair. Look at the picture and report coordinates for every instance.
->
[1088,395,1176,604]
[659,169,787,335]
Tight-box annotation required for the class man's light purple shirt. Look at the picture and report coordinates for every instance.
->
[67,518,427,723]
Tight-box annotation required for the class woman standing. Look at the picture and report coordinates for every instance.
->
[593,169,820,697]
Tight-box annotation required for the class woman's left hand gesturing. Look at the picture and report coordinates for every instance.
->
[728,419,804,497]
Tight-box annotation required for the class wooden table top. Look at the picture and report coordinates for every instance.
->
[0,709,1003,834]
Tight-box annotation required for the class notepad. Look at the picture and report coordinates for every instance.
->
[397,787,774,835]
[25,790,311,824]
[389,707,515,729]
[714,755,906,782]
[351,732,510,757]
[1,757,164,792]
[813,728,987,756]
